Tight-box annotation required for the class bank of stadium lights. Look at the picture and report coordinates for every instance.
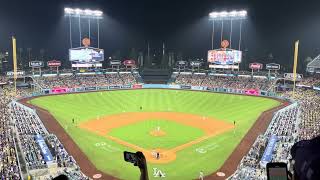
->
[209,10,247,20]
[64,8,103,18]
[208,10,247,50]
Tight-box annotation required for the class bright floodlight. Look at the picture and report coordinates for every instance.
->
[209,10,247,20]
[64,7,103,19]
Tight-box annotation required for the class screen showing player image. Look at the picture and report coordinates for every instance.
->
[208,49,242,65]
[69,48,104,62]
[268,167,288,180]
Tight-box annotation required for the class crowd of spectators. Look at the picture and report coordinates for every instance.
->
[0,76,7,84]
[297,77,320,87]
[0,85,88,179]
[283,90,320,141]
[231,103,299,179]
[10,102,82,172]
[34,73,137,89]
[0,88,21,179]
[174,74,275,91]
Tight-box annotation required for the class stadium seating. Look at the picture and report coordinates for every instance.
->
[34,73,138,89]
[174,74,275,91]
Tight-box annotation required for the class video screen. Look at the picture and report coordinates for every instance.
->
[268,167,288,180]
[69,48,104,62]
[208,50,242,64]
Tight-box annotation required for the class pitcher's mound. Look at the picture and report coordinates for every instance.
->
[150,129,166,137]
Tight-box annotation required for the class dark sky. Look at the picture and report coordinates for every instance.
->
[1,0,320,66]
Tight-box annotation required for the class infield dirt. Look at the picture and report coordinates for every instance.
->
[79,112,234,163]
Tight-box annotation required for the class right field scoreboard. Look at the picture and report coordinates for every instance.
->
[208,49,242,65]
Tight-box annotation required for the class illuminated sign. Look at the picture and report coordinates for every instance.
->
[208,49,242,64]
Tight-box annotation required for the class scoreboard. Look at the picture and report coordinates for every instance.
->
[208,49,242,65]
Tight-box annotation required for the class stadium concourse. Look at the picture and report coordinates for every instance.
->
[0,72,320,179]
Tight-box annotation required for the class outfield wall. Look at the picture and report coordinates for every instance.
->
[33,84,284,100]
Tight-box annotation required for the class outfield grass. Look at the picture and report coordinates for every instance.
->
[29,89,280,180]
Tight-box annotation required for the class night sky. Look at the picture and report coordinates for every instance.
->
[1,0,320,67]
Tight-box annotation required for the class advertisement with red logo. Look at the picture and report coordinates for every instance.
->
[51,87,69,94]
[47,60,62,67]
[133,84,142,89]
[123,60,136,66]
[245,89,260,96]
[249,63,263,70]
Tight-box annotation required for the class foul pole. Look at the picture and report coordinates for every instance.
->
[292,40,299,97]
[12,36,17,96]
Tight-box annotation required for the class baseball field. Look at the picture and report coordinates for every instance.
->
[29,89,280,179]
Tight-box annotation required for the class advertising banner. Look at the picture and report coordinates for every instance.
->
[85,87,97,91]
[34,134,53,163]
[168,85,181,89]
[97,86,109,90]
[51,87,69,94]
[191,86,204,90]
[260,135,278,167]
[208,49,242,64]
[249,63,263,70]
[123,60,136,66]
[121,85,132,89]
[209,64,239,69]
[190,61,201,67]
[142,84,169,89]
[72,63,102,68]
[110,60,121,65]
[180,85,191,89]
[284,73,303,80]
[245,89,260,96]
[6,71,25,76]
[177,61,187,66]
[133,84,143,89]
[109,86,121,89]
[266,63,280,70]
[47,60,61,67]
[29,61,44,68]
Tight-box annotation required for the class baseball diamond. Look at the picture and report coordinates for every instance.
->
[28,89,281,179]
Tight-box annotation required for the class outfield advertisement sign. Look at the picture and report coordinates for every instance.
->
[121,85,132,89]
[85,87,97,91]
[51,87,69,94]
[109,86,121,89]
[34,134,53,163]
[191,86,205,90]
[98,86,109,90]
[260,135,278,167]
[180,85,191,89]
[133,84,143,89]
[142,84,169,89]
[168,85,181,89]
[245,89,260,96]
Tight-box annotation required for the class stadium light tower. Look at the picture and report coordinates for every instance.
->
[64,8,103,48]
[209,10,247,50]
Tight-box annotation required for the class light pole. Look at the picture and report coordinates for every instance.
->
[209,10,247,50]
[64,8,103,48]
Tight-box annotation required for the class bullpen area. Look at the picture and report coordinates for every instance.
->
[29,89,280,179]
